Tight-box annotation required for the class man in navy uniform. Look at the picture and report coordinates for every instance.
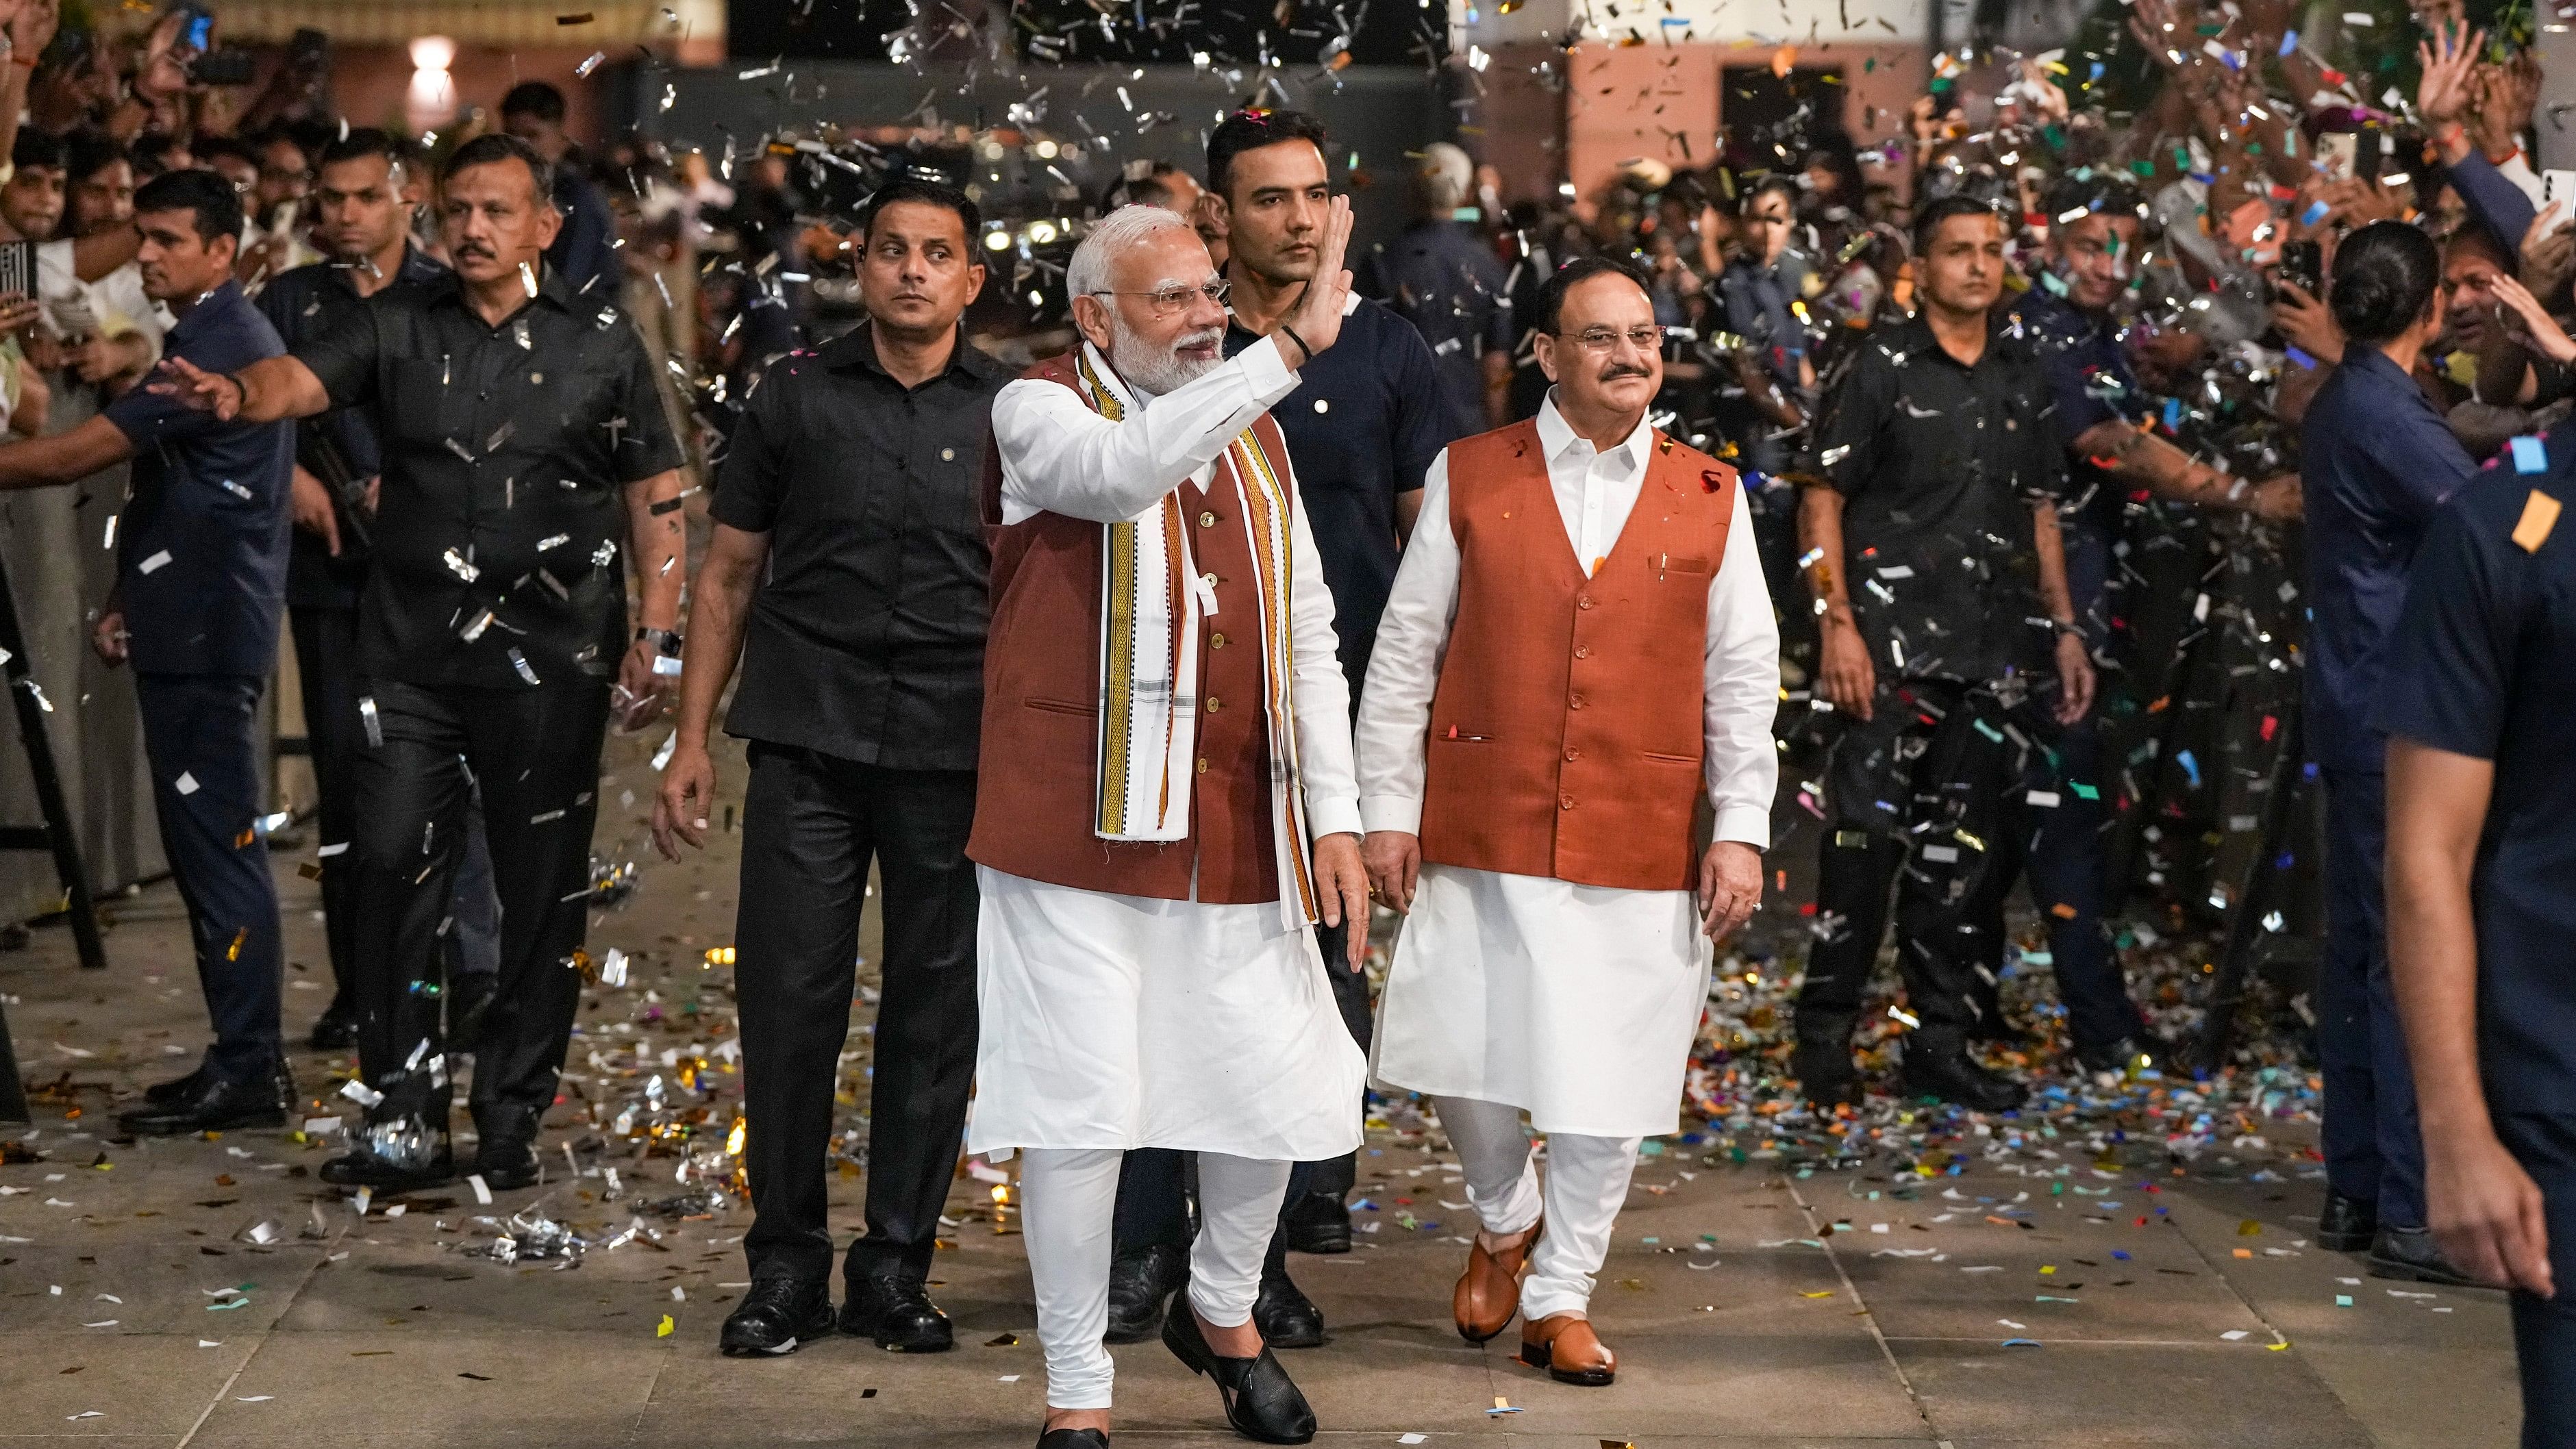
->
[0,170,295,1134]
[2382,430,2576,1446]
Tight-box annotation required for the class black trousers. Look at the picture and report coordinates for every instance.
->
[348,679,610,1139]
[136,672,283,1081]
[288,606,363,1013]
[1798,678,2086,1048]
[292,607,504,1011]
[1112,915,1375,1257]
[735,744,979,1286]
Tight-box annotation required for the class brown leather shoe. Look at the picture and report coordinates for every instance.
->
[1451,1219,1542,1344]
[1518,1312,1615,1386]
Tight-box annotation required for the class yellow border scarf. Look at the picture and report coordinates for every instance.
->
[1073,345,1318,930]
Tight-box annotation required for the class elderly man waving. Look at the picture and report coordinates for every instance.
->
[969,201,1371,1449]
[1358,255,1778,1387]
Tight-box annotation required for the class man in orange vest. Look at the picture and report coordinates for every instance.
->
[968,201,1375,1449]
[1358,256,1779,1387]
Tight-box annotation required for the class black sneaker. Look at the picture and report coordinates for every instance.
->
[839,1274,953,1352]
[1105,1242,1188,1344]
[1252,1263,1325,1349]
[2317,1189,2378,1253]
[720,1276,835,1357]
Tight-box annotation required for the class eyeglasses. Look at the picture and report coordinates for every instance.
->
[1558,325,1667,353]
[1086,281,1229,314]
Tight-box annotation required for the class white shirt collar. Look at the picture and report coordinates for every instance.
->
[1534,389,1653,475]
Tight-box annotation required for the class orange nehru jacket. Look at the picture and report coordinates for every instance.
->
[1417,419,1736,892]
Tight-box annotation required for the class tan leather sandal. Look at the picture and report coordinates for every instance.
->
[1451,1218,1542,1344]
[1517,1311,1616,1386]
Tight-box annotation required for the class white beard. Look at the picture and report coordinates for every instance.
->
[1109,312,1225,397]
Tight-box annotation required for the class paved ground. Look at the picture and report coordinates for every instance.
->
[0,727,2525,1447]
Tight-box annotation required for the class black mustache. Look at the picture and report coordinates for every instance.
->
[456,245,496,258]
[1600,366,1654,381]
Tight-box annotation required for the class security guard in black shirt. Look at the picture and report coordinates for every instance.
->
[156,134,688,1191]
[1789,196,2094,1113]
[253,128,508,1054]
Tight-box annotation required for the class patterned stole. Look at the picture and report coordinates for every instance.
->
[1072,346,1317,930]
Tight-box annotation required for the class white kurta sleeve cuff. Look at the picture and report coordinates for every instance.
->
[1238,332,1298,393]
[1306,797,1364,840]
[1712,803,1771,850]
[1360,794,1423,835]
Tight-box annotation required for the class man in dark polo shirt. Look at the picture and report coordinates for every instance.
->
[255,127,502,1053]
[653,178,1003,1359]
[2382,434,2576,1444]
[1101,107,1458,1351]
[1789,196,2093,1113]
[0,171,294,1134]
[155,134,687,1191]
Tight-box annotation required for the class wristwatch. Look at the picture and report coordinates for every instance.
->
[636,627,683,655]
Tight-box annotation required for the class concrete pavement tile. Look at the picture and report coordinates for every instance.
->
[180,1330,671,1446]
[0,1243,321,1335]
[0,1332,260,1435]
[2289,1343,2521,1449]
[1890,1340,2371,1446]
[1473,1331,1926,1440]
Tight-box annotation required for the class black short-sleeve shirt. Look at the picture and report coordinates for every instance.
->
[254,243,453,609]
[1222,298,1458,696]
[2374,441,2576,1111]
[103,280,295,677]
[295,266,684,690]
[1805,313,2066,684]
[710,325,1007,771]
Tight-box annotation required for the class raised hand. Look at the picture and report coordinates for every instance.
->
[1278,194,1355,359]
[2416,23,2485,131]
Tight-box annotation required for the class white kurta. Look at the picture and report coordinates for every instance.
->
[966,336,1367,1161]
[1358,396,1779,1137]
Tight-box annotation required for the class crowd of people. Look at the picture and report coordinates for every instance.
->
[0,0,2563,1441]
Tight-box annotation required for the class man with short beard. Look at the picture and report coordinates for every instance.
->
[1102,103,1460,1356]
[971,200,1371,1448]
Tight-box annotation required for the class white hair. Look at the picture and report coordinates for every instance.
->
[1067,203,1197,304]
[1416,142,1474,215]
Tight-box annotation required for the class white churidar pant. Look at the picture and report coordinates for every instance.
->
[1019,1146,1292,1409]
[1434,1093,1643,1322]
